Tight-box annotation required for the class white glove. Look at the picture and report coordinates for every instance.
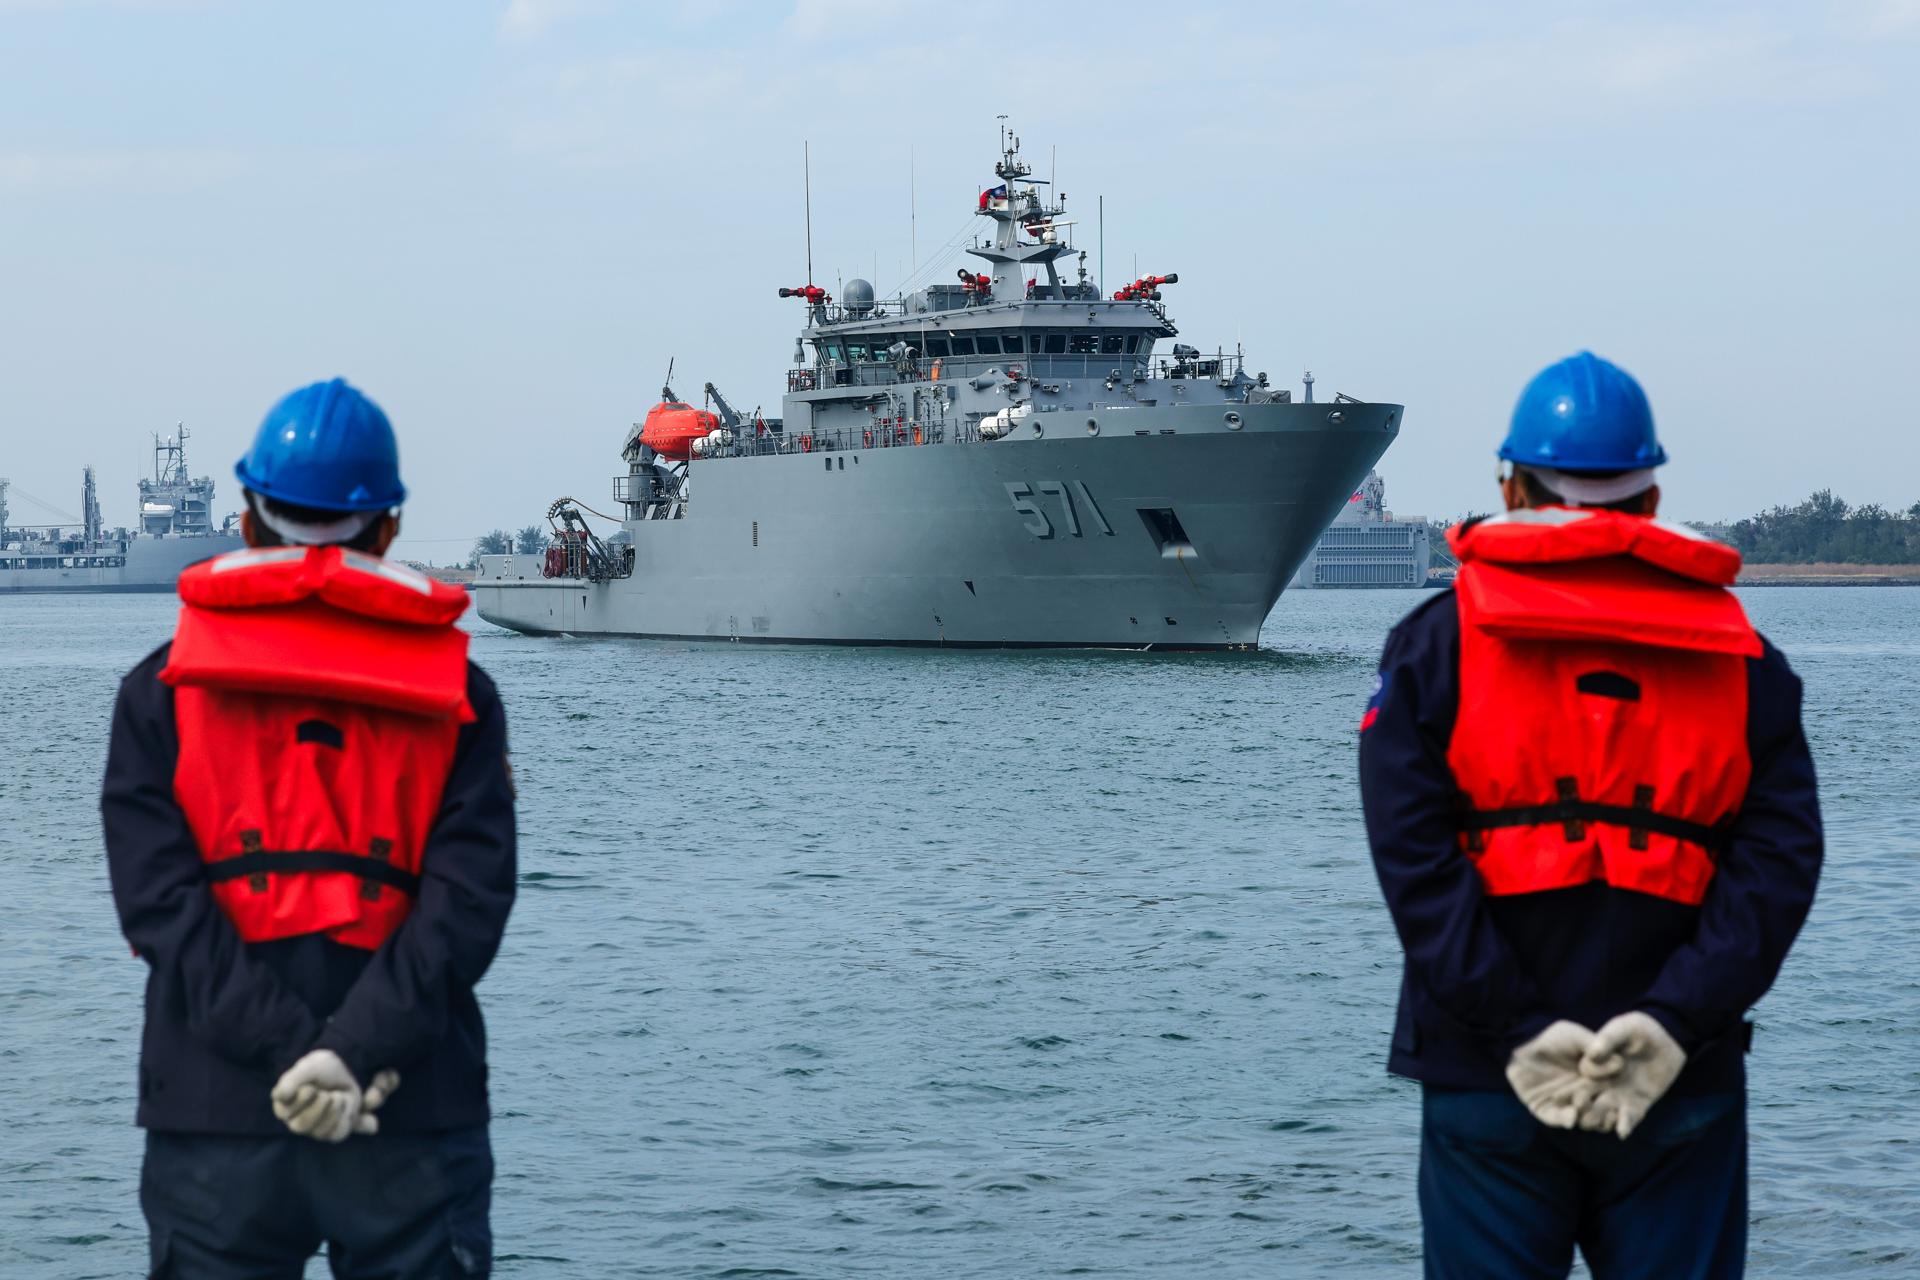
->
[1577,1012,1687,1140]
[1506,1020,1599,1129]
[271,1050,397,1143]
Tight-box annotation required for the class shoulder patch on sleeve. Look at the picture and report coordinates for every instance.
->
[1360,671,1388,732]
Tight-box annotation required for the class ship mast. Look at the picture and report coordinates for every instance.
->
[83,466,101,544]
[971,126,1072,301]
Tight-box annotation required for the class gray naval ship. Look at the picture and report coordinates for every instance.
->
[1290,470,1436,589]
[0,428,243,594]
[475,133,1403,649]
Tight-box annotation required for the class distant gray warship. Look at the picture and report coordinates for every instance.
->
[1290,470,1436,589]
[475,133,1403,649]
[0,428,242,594]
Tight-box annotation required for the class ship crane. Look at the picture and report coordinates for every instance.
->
[702,382,743,433]
[543,497,633,582]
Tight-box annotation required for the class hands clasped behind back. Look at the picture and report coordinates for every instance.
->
[1575,1012,1688,1139]
[1506,1021,1601,1128]
[1506,1013,1688,1138]
[270,1050,402,1143]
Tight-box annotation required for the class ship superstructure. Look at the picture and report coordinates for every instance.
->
[475,133,1404,648]
[0,427,243,593]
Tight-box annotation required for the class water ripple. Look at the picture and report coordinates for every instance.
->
[0,589,1913,1276]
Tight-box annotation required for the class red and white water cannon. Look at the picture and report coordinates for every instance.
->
[1112,272,1179,301]
[778,284,832,305]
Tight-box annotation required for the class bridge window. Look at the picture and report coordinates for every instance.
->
[823,341,844,360]
[1069,334,1098,354]
[1102,335,1125,354]
[974,333,1001,355]
[1043,333,1066,354]
[925,337,950,357]
[950,334,976,356]
[1001,332,1024,353]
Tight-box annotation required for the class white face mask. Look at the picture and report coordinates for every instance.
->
[248,496,382,546]
[1518,465,1656,507]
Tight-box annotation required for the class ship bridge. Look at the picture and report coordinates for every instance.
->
[779,131,1252,408]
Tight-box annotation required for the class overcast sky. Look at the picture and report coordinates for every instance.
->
[2,0,1916,558]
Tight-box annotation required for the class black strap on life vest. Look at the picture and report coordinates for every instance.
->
[204,850,422,897]
[1458,777,1731,852]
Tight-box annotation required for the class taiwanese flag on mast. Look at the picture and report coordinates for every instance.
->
[978,184,1008,210]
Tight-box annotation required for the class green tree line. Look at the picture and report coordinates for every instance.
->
[1724,491,1920,564]
[1424,492,1920,566]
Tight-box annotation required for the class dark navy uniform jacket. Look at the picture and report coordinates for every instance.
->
[1358,591,1822,1094]
[101,645,517,1134]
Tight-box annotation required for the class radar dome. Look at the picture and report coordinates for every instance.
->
[844,278,876,316]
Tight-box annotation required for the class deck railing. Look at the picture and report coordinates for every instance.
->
[787,349,1242,393]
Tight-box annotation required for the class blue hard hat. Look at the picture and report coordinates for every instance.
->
[235,378,406,512]
[1499,351,1667,473]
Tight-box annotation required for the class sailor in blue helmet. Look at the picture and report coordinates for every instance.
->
[233,376,410,543]
[1357,353,1823,1277]
[101,379,516,1278]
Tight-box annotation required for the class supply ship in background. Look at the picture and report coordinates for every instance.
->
[0,428,243,593]
[1289,471,1438,589]
[475,132,1403,649]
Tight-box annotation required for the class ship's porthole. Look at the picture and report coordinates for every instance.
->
[1086,417,1099,435]
[1328,410,1346,425]
[1224,411,1243,429]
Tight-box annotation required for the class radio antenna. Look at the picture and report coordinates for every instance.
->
[804,140,814,288]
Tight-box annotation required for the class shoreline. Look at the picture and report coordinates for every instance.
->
[1735,564,1920,588]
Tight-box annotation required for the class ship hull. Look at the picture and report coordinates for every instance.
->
[475,402,1397,649]
[0,534,242,594]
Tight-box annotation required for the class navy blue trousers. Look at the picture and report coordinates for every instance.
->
[141,1127,492,1279]
[1419,1087,1745,1279]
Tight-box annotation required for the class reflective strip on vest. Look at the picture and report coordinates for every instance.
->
[1446,509,1756,906]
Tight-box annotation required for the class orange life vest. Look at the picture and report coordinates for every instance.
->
[159,546,474,950]
[1445,508,1761,906]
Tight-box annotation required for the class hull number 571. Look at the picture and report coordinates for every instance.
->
[1004,480,1112,540]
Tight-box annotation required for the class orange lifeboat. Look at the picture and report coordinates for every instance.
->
[639,401,723,461]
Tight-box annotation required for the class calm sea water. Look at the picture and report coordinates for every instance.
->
[2,588,1915,1277]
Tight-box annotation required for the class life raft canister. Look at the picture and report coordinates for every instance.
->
[1445,508,1761,907]
[160,546,474,950]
